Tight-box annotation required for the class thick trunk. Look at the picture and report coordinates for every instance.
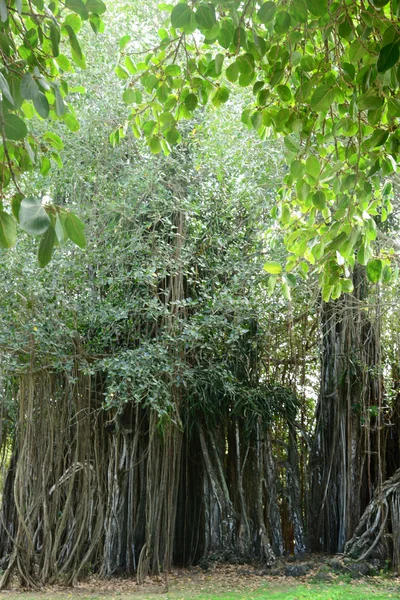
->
[309,268,380,553]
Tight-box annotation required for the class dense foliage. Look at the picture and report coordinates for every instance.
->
[120,0,399,299]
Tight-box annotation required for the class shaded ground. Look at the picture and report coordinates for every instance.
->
[1,558,400,599]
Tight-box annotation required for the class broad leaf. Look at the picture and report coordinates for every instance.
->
[0,73,13,105]
[264,261,282,274]
[19,197,50,235]
[377,41,400,73]
[86,0,107,14]
[258,2,276,23]
[0,210,16,248]
[171,3,193,28]
[65,213,86,248]
[38,226,56,267]
[195,3,216,30]
[310,85,335,112]
[66,0,89,19]
[3,114,27,140]
[33,91,50,119]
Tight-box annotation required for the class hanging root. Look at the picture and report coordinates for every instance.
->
[345,469,400,567]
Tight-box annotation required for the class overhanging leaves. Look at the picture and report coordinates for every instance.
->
[19,198,50,236]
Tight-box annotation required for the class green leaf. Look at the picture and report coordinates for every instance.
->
[264,261,282,274]
[66,0,89,19]
[64,113,80,132]
[0,210,16,248]
[19,197,50,235]
[267,275,277,295]
[284,135,300,153]
[282,279,291,300]
[237,53,255,74]
[312,191,326,210]
[251,111,262,130]
[43,132,64,150]
[369,0,390,7]
[226,62,239,82]
[290,0,308,22]
[258,1,276,23]
[20,72,39,100]
[122,88,136,104]
[171,3,193,28]
[11,193,23,219]
[340,278,354,293]
[0,73,13,105]
[306,0,328,16]
[65,25,84,62]
[195,3,216,30]
[65,212,86,248]
[305,155,320,178]
[3,114,27,140]
[38,226,56,267]
[366,259,382,283]
[377,41,400,73]
[290,160,305,178]
[367,129,389,148]
[0,0,7,22]
[165,64,181,77]
[365,217,377,241]
[166,127,181,145]
[310,85,335,112]
[357,243,372,266]
[277,85,291,102]
[274,11,291,34]
[218,21,234,48]
[185,93,198,111]
[212,86,229,107]
[86,0,107,14]
[55,214,68,245]
[33,91,50,119]
[50,23,60,57]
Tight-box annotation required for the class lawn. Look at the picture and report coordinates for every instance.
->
[2,582,400,600]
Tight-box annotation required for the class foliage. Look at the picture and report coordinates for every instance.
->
[0,0,108,259]
[120,0,400,298]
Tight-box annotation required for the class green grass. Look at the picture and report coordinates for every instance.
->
[3,583,400,600]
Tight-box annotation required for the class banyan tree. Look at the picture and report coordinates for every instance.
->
[1,47,400,590]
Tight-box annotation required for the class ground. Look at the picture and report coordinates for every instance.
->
[1,559,400,599]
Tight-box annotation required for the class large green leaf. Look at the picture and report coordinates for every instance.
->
[20,72,40,100]
[33,91,50,119]
[264,261,282,274]
[3,114,28,140]
[38,225,56,267]
[0,73,13,105]
[195,3,216,30]
[377,41,400,73]
[258,2,276,23]
[274,11,291,33]
[19,197,50,235]
[306,0,328,16]
[66,0,89,19]
[312,191,326,210]
[171,3,193,28]
[43,132,64,150]
[0,210,16,248]
[310,85,335,112]
[86,0,107,14]
[65,213,86,248]
[50,23,60,57]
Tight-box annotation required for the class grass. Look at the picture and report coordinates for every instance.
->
[2,582,400,600]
